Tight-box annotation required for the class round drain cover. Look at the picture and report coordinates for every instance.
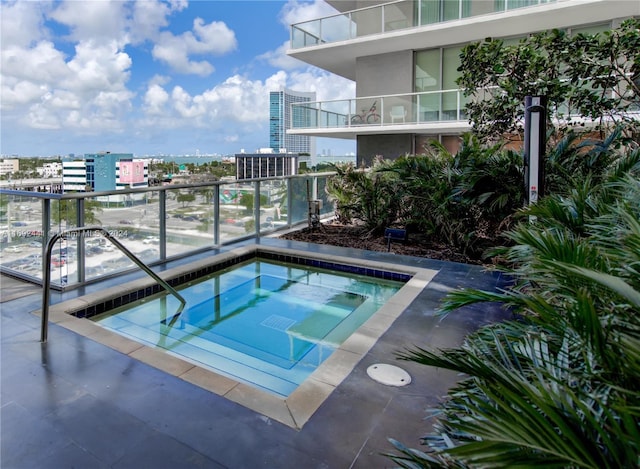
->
[366,363,411,386]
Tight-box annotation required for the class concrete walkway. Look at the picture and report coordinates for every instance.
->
[1,239,511,468]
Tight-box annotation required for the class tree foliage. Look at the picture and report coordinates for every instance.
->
[386,143,640,468]
[458,18,640,142]
[51,199,103,226]
[176,192,196,207]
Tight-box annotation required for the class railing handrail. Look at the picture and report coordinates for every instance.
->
[290,88,465,109]
[290,0,556,49]
[0,172,338,198]
[41,226,187,342]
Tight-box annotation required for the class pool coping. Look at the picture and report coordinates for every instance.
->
[34,245,439,430]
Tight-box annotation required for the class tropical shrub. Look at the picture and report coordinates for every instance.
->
[325,158,402,234]
[386,145,640,468]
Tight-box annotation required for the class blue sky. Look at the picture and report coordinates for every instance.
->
[0,0,356,157]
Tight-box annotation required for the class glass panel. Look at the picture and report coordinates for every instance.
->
[352,6,382,38]
[418,92,441,122]
[442,46,461,90]
[316,176,334,217]
[258,180,284,233]
[505,0,539,10]
[291,21,321,48]
[219,182,255,243]
[470,0,499,16]
[321,14,353,43]
[164,187,213,257]
[441,90,459,120]
[384,1,413,32]
[460,0,472,17]
[443,0,460,21]
[0,194,45,280]
[350,98,381,126]
[289,177,310,225]
[415,49,440,92]
[420,0,441,25]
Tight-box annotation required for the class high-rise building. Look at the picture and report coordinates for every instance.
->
[269,88,317,155]
[286,0,639,165]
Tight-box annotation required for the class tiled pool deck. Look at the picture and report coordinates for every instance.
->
[1,238,512,468]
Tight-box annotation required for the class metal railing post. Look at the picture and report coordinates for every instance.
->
[159,190,167,260]
[254,181,261,239]
[76,198,85,284]
[42,199,50,280]
[214,185,220,246]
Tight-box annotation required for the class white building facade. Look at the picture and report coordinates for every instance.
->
[62,161,88,192]
[287,0,639,165]
[37,162,63,178]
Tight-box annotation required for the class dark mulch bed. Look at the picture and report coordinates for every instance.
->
[279,222,484,265]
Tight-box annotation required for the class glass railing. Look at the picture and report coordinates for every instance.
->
[290,90,469,130]
[0,174,333,289]
[290,0,556,49]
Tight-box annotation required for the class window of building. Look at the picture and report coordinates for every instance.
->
[418,0,471,24]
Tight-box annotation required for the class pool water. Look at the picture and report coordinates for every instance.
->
[93,259,404,396]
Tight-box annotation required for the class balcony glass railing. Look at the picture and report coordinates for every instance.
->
[0,174,334,289]
[290,0,556,49]
[290,90,469,130]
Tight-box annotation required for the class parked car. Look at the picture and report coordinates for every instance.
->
[11,222,27,227]
[29,241,43,248]
[119,219,133,225]
[142,237,159,245]
[4,245,23,253]
[86,246,103,256]
[51,257,66,268]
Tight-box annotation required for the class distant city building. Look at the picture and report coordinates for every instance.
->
[269,88,316,156]
[0,159,20,176]
[235,152,298,180]
[62,152,148,193]
[36,162,62,178]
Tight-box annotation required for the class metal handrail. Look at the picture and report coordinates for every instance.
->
[41,226,187,342]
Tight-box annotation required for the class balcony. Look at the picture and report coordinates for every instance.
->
[288,90,471,138]
[290,0,557,50]
[0,174,335,289]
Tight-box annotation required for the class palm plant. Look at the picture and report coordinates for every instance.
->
[325,161,401,233]
[386,146,640,468]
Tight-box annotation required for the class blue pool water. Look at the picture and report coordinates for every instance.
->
[93,259,404,396]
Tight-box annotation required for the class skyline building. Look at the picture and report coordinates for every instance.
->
[269,88,316,156]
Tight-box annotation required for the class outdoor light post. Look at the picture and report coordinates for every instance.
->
[523,95,547,206]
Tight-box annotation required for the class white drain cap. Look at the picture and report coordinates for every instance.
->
[366,363,411,386]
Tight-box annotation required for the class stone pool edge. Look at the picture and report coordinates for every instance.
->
[33,245,439,430]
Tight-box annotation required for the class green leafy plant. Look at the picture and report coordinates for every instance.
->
[385,145,640,468]
[325,160,401,234]
[458,19,640,143]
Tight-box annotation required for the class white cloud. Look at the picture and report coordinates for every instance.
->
[49,0,129,45]
[128,0,188,44]
[279,0,337,28]
[0,0,354,155]
[139,67,353,135]
[258,40,305,70]
[143,84,170,116]
[0,0,52,48]
[152,18,237,75]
